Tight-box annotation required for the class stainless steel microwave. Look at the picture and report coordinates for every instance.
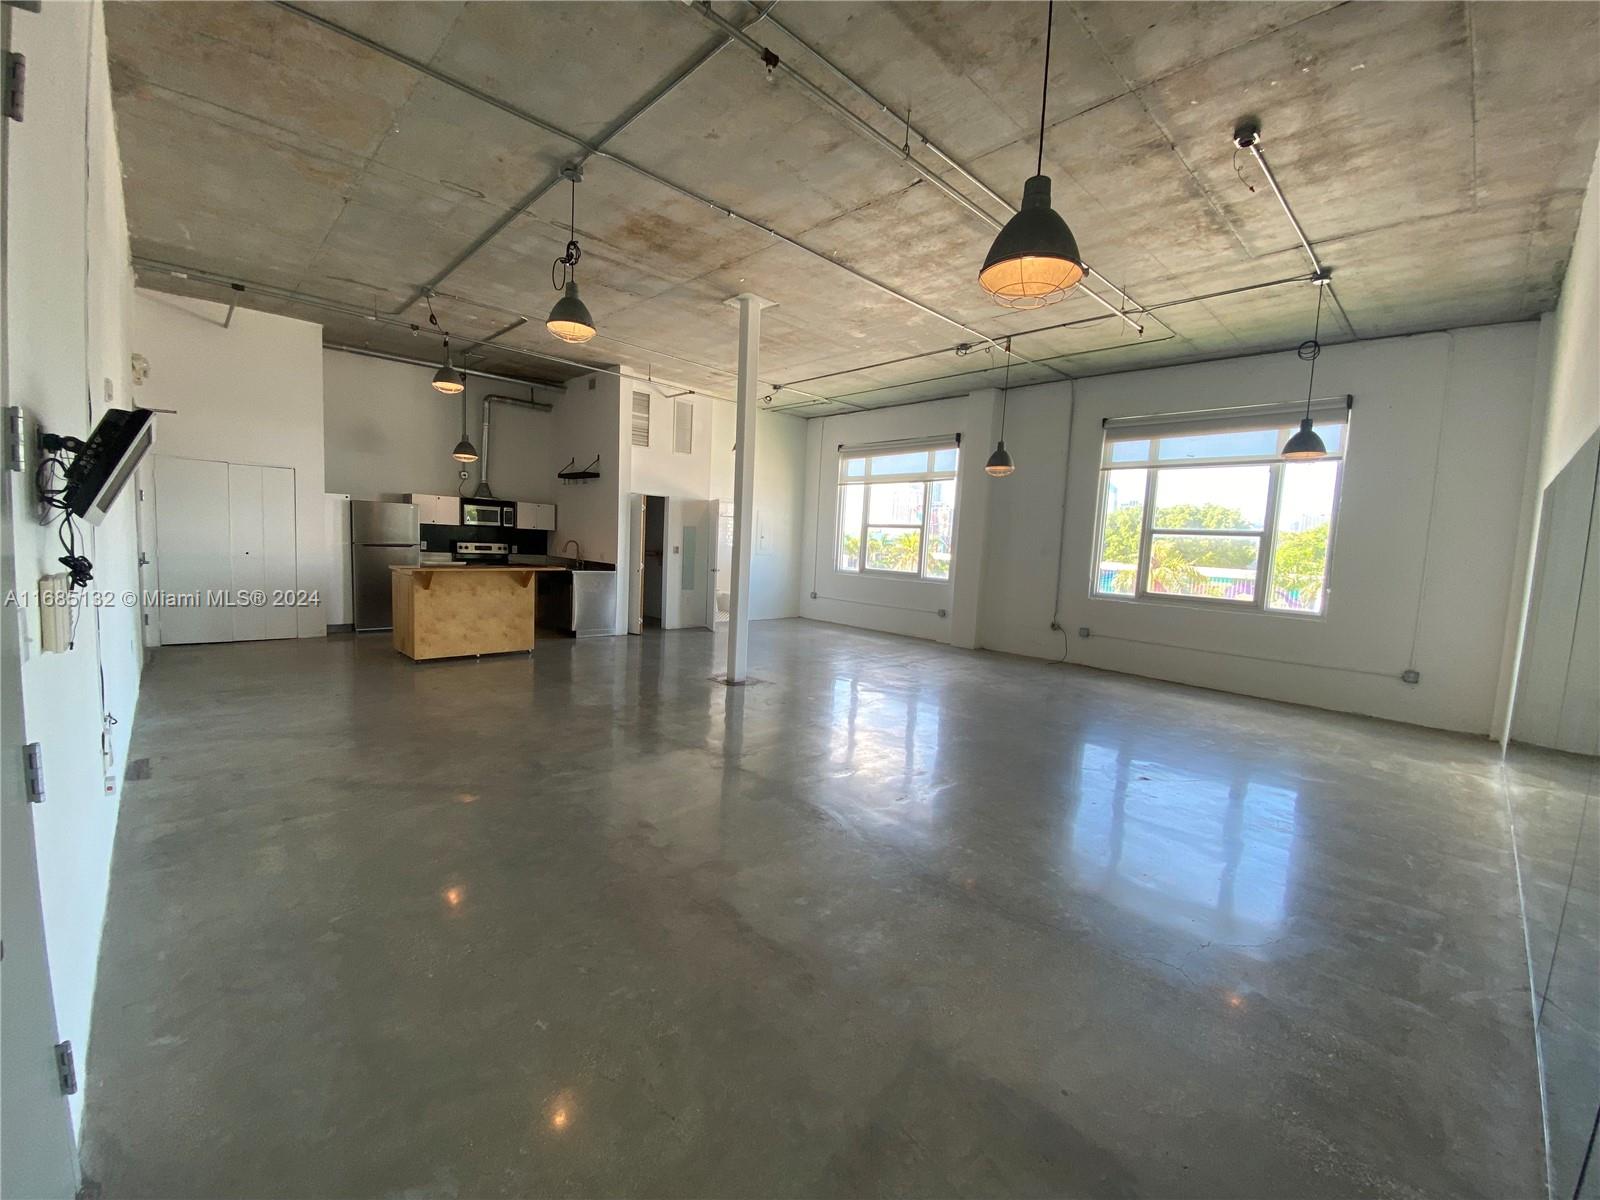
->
[461,500,509,527]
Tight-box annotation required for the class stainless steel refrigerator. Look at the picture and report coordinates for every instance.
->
[351,500,420,632]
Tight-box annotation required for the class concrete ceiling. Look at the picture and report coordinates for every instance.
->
[105,1,1600,414]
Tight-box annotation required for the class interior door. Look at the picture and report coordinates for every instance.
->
[712,499,734,628]
[627,493,645,635]
[667,498,711,630]
[153,455,233,645]
[228,463,265,640]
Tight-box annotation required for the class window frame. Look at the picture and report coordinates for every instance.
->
[1091,434,1346,619]
[834,446,959,582]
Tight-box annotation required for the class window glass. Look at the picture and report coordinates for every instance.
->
[842,457,866,479]
[1095,469,1146,596]
[837,484,864,571]
[1108,439,1151,465]
[866,527,922,573]
[1268,461,1338,614]
[1152,465,1270,530]
[1148,535,1260,602]
[931,447,958,473]
[868,481,925,525]
[868,450,930,476]
[924,479,955,579]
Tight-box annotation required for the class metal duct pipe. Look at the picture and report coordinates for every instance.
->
[474,401,494,498]
[323,342,558,405]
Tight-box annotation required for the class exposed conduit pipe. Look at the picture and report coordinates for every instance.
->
[1232,121,1356,337]
[323,342,558,405]
[474,402,494,497]
[270,2,1071,385]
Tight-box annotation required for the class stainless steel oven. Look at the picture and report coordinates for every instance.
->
[461,500,510,527]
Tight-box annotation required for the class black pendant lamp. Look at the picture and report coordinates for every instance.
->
[547,167,597,345]
[986,339,1017,478]
[451,395,478,463]
[979,1,1085,309]
[1282,281,1329,460]
[426,295,465,394]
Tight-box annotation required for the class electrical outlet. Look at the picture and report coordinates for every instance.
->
[1401,668,1421,684]
[1078,627,1091,639]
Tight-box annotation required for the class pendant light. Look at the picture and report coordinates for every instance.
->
[451,395,478,462]
[985,338,1017,477]
[1282,280,1329,460]
[978,1,1085,309]
[426,295,465,394]
[547,167,597,344]
[431,336,465,395]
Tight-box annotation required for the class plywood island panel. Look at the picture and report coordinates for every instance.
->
[391,566,561,661]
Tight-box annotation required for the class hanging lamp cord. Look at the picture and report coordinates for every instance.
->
[1298,283,1324,415]
[1000,337,1013,438]
[1037,0,1054,177]
[552,176,582,291]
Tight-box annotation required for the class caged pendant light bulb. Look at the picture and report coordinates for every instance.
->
[986,338,1018,478]
[547,167,597,344]
[978,0,1085,309]
[1282,280,1330,460]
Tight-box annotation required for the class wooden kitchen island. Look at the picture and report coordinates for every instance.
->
[391,565,565,661]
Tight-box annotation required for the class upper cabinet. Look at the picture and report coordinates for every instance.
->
[516,502,556,531]
[406,493,460,526]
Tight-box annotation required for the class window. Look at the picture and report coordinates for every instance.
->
[1094,403,1347,615]
[673,399,694,454]
[836,443,959,580]
[631,391,651,448]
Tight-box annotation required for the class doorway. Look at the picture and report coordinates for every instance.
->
[642,495,666,628]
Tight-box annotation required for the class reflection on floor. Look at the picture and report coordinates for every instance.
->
[83,620,1550,1197]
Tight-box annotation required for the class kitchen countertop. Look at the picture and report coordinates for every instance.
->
[391,564,569,573]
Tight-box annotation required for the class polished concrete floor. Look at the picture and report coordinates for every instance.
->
[82,620,1551,1198]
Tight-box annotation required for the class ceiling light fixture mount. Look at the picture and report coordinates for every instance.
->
[1283,271,1332,460]
[547,164,597,345]
[978,0,1085,309]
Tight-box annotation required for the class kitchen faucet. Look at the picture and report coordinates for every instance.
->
[561,539,582,566]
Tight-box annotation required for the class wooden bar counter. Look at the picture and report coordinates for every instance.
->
[390,565,564,661]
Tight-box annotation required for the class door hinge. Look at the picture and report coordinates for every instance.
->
[23,741,45,803]
[4,52,24,123]
[54,1040,77,1095]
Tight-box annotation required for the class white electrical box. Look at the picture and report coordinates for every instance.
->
[39,572,72,653]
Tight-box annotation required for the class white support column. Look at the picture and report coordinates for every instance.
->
[724,292,774,683]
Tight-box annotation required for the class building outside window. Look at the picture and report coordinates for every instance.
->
[836,442,959,580]
[1094,402,1349,615]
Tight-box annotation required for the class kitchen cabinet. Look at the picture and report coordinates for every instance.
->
[406,493,461,526]
[516,501,556,531]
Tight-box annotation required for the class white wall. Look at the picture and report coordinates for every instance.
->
[322,350,559,504]
[797,393,998,645]
[800,324,1544,736]
[711,402,804,621]
[627,376,714,500]
[1536,150,1600,492]
[3,0,141,1136]
[132,292,328,637]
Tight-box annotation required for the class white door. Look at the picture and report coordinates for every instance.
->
[626,493,645,635]
[667,499,712,630]
[155,457,297,645]
[154,456,233,645]
[712,499,734,629]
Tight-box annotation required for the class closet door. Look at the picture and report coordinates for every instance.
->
[228,463,266,641]
[153,456,234,645]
